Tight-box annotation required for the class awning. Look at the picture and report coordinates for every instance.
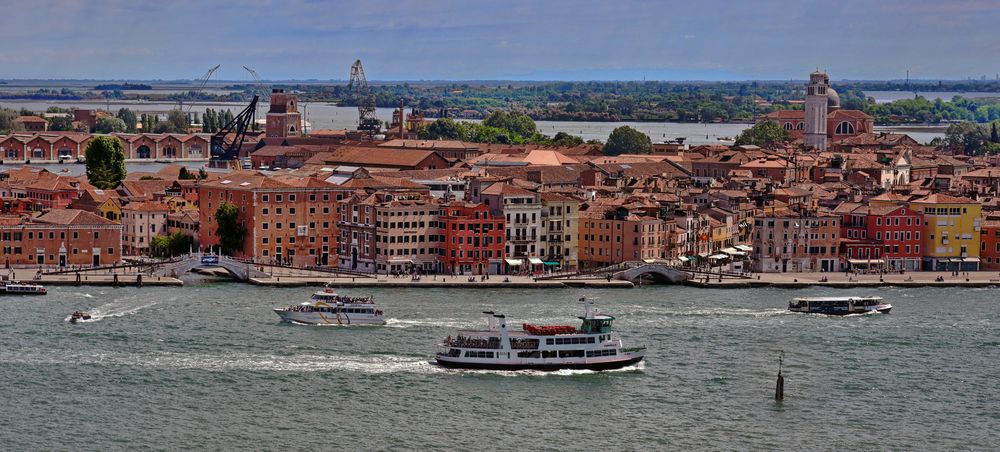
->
[528,257,544,265]
[698,253,709,258]
[708,254,729,260]
[847,259,885,265]
[642,258,656,263]
[962,257,981,263]
[735,245,753,252]
[678,256,690,262]
[543,261,560,266]
[505,258,523,266]
[721,247,740,255]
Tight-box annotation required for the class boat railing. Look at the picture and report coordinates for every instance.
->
[445,336,501,350]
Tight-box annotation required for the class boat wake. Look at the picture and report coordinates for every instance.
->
[64,301,158,323]
[384,318,477,329]
[655,307,791,318]
[0,349,437,375]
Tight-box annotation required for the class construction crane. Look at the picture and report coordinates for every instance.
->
[348,59,381,138]
[211,95,259,162]
[242,65,271,103]
[180,64,220,114]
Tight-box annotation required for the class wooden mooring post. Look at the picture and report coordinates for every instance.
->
[775,350,785,401]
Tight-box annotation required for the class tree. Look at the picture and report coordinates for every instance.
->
[85,136,127,189]
[551,131,584,146]
[603,126,652,155]
[418,118,462,140]
[95,116,127,133]
[734,120,790,147]
[214,201,246,255]
[48,116,74,131]
[150,232,194,257]
[117,108,138,132]
[0,108,18,133]
[945,121,988,155]
[482,111,537,138]
[178,167,197,180]
[166,109,189,133]
[992,122,999,144]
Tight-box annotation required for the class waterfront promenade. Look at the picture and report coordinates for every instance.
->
[689,270,1000,288]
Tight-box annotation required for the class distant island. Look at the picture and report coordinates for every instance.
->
[94,83,152,90]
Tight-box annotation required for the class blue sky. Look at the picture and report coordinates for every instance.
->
[2,0,998,81]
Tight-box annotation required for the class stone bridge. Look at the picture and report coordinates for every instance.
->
[152,253,270,281]
[613,264,693,283]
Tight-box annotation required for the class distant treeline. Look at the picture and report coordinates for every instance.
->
[93,83,152,90]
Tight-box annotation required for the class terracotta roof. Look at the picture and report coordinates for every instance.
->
[911,193,976,204]
[481,182,536,197]
[34,209,116,225]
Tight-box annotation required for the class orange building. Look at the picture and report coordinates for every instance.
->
[0,209,122,267]
[197,172,349,266]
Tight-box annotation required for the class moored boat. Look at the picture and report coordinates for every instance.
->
[435,298,646,371]
[788,296,892,315]
[273,288,385,325]
[1,281,47,295]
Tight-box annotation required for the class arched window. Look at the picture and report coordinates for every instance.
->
[796,123,804,130]
[835,121,855,135]
[783,122,793,130]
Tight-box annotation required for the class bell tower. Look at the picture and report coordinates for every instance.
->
[266,89,302,138]
[804,70,829,150]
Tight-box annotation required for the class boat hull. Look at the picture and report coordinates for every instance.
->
[435,355,644,371]
[789,305,892,315]
[273,309,385,325]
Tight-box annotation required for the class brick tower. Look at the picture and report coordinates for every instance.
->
[266,89,302,138]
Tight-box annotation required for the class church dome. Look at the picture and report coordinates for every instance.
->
[826,87,841,109]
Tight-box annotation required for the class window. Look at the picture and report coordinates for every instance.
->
[835,121,855,135]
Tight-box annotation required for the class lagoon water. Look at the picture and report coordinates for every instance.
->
[0,99,946,145]
[1,280,997,450]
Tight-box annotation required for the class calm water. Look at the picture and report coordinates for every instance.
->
[1,281,997,450]
[0,99,948,145]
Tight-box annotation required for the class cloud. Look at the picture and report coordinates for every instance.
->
[1,0,999,80]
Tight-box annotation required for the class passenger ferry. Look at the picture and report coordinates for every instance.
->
[788,296,892,315]
[1,281,47,295]
[435,298,646,371]
[273,288,385,325]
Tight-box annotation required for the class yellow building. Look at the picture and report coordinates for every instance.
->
[98,198,122,222]
[911,194,981,271]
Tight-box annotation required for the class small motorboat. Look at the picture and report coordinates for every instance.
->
[69,311,92,324]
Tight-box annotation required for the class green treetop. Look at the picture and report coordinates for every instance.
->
[84,136,127,189]
[603,126,652,156]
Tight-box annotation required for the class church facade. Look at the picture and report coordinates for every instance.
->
[761,70,874,151]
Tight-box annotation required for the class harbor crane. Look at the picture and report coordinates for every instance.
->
[180,64,220,114]
[243,65,271,103]
[348,59,381,138]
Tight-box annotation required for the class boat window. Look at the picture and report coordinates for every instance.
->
[463,351,494,359]
[542,351,557,358]
[558,350,585,358]
[546,338,554,345]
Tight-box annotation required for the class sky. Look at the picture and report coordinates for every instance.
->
[1,0,999,82]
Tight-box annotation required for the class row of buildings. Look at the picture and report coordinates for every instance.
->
[4,70,1000,274]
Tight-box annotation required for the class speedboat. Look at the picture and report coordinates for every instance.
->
[1,281,47,295]
[274,288,385,325]
[69,311,92,324]
[435,298,646,371]
[788,296,892,315]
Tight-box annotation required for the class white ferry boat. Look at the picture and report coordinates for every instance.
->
[788,296,892,315]
[436,299,645,371]
[273,288,385,325]
[1,281,47,295]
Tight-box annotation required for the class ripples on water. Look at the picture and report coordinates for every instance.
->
[1,283,998,450]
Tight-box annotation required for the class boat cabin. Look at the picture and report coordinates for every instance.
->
[578,315,614,334]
